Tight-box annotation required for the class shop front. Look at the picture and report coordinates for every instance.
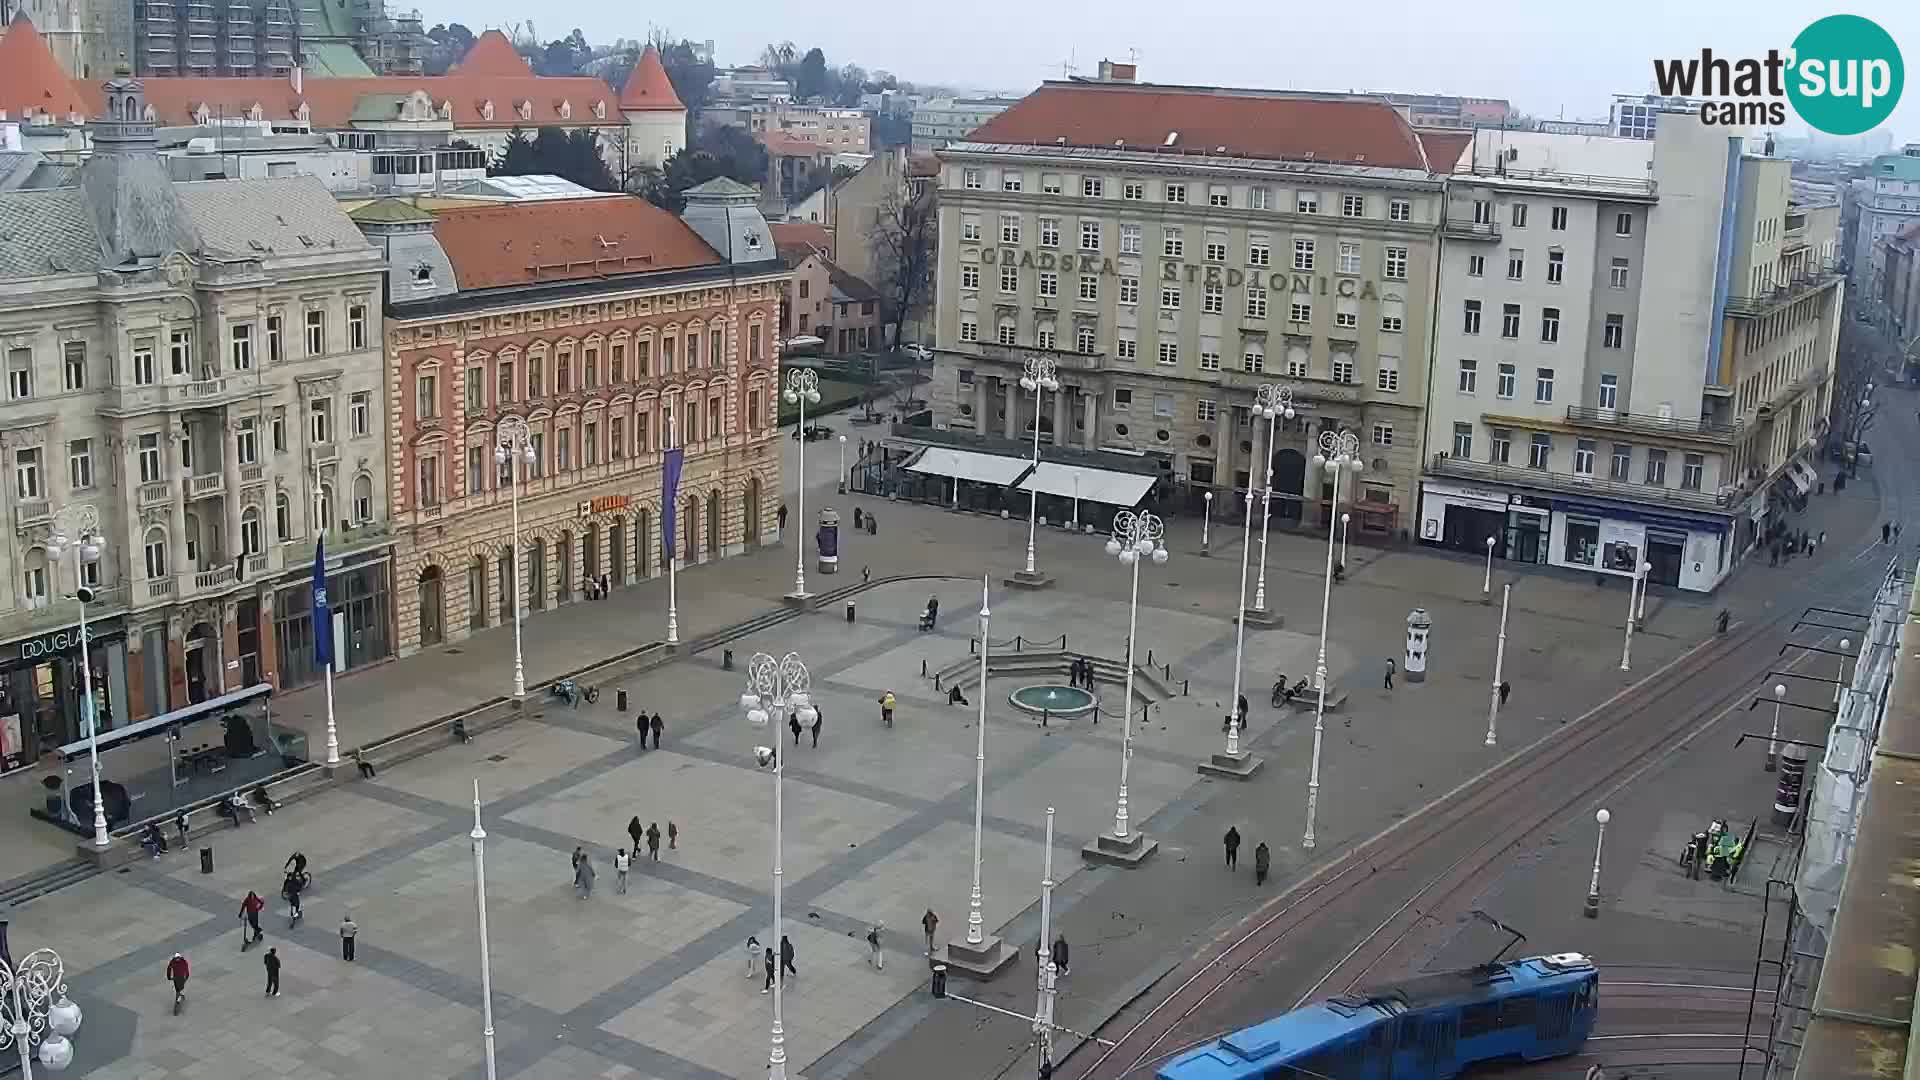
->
[273,553,392,690]
[0,617,132,776]
[1417,481,1546,564]
[1544,499,1731,592]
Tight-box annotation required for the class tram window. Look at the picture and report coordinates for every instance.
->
[1395,1017,1422,1050]
[1461,1002,1499,1038]
[1501,994,1536,1029]
[1368,1023,1392,1050]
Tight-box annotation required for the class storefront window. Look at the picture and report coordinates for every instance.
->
[275,561,392,688]
[1,622,129,773]
[1565,518,1600,566]
[1603,539,1641,572]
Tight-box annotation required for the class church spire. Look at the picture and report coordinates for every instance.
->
[89,62,158,153]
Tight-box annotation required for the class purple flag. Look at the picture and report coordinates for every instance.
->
[662,447,685,559]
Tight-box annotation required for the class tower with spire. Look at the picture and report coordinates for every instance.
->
[619,44,686,171]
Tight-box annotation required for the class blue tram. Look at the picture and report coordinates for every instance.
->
[1156,952,1599,1080]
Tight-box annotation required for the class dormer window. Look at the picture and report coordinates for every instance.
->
[193,104,210,125]
[479,100,494,121]
[558,100,572,120]
[438,100,452,120]
[516,100,532,121]
[143,103,157,122]
[592,100,606,119]
[410,262,433,288]
[744,231,763,251]
[295,102,310,123]
[248,103,264,122]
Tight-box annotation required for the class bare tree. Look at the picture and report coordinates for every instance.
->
[867,181,937,417]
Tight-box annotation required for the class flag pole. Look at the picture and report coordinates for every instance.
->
[314,456,339,766]
[666,408,680,646]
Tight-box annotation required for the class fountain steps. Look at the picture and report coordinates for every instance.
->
[927,647,1173,703]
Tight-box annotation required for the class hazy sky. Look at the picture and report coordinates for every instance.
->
[429,0,1918,143]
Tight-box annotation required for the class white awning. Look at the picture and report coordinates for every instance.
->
[905,447,1033,486]
[1018,462,1155,507]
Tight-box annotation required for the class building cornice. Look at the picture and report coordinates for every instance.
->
[386,264,789,323]
[937,141,1445,191]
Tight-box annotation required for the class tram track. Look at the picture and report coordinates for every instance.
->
[1072,528,1898,1080]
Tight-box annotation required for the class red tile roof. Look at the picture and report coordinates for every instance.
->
[619,45,683,112]
[758,131,831,158]
[967,82,1429,170]
[450,30,533,78]
[87,72,624,130]
[1416,130,1473,172]
[429,196,721,291]
[770,222,832,258]
[0,15,88,122]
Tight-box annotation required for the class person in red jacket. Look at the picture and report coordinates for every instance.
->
[240,891,265,944]
[166,953,189,1000]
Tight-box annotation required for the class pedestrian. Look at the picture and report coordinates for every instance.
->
[1898,524,1905,542]
[746,935,761,978]
[240,890,265,944]
[650,712,664,750]
[1820,530,1829,547]
[1254,841,1271,886]
[1885,522,1893,545]
[866,923,884,969]
[614,848,630,893]
[571,845,585,877]
[1237,693,1249,726]
[574,853,595,898]
[1223,826,1241,870]
[879,690,896,727]
[339,912,358,962]
[854,507,864,530]
[810,711,822,748]
[1051,934,1070,977]
[1498,680,1512,707]
[263,947,281,996]
[1810,539,1819,558]
[867,512,877,536]
[922,909,939,956]
[636,712,649,751]
[354,749,376,778]
[862,565,871,584]
[668,821,678,850]
[790,712,803,745]
[1384,657,1396,690]
[627,816,644,855]
[646,822,661,860]
[763,947,777,993]
[1770,545,1779,567]
[778,503,789,532]
[598,572,611,599]
[780,934,797,978]
[926,594,939,627]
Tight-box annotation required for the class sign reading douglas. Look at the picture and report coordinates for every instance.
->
[1651,15,1904,135]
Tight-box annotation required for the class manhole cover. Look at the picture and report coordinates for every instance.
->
[486,754,509,762]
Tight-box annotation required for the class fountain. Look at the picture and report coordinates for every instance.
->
[1008,684,1097,719]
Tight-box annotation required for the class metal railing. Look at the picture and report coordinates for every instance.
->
[1429,453,1732,512]
[1449,162,1659,197]
[1725,264,1844,318]
[1440,218,1501,241]
[1564,406,1739,441]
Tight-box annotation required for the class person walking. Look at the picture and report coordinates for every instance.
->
[922,909,939,956]
[1051,934,1070,977]
[667,821,679,850]
[879,690,896,728]
[762,946,777,993]
[570,845,585,880]
[614,848,630,892]
[627,816,644,856]
[780,934,797,978]
[645,822,661,860]
[926,595,939,628]
[1498,680,1512,707]
[777,503,789,533]
[810,710,822,748]
[1254,841,1271,886]
[263,947,281,997]
[650,712,664,750]
[166,952,190,1004]
[636,712,649,751]
[1820,530,1829,548]
[1223,826,1241,870]
[790,712,803,746]
[746,935,761,978]
[339,912,358,962]
[1884,522,1893,545]
[1384,658,1396,691]
[240,890,266,945]
[574,853,595,899]
[866,924,884,969]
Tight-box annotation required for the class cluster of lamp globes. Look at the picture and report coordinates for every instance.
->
[10,993,83,1070]
[1105,534,1169,565]
[46,531,103,605]
[741,690,816,768]
[494,441,536,468]
[1018,369,1058,395]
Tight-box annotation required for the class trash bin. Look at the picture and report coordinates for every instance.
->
[200,847,214,874]
[617,688,628,712]
[847,601,857,623]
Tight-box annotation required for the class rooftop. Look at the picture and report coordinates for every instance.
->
[0,15,88,122]
[425,195,721,291]
[618,45,684,113]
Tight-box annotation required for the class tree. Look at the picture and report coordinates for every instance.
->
[637,126,767,212]
[423,22,474,76]
[759,41,797,70]
[869,181,937,351]
[796,47,828,101]
[490,127,617,192]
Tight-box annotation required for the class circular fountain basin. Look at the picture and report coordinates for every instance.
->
[1008,684,1097,718]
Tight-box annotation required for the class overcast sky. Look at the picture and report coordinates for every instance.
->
[433,1,1917,143]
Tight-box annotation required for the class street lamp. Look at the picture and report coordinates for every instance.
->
[1834,638,1854,710]
[837,434,847,495]
[47,505,107,848]
[1485,583,1510,747]
[494,419,536,700]
[1766,683,1787,771]
[1103,511,1167,847]
[1583,808,1610,918]
[1483,535,1496,600]
[1034,807,1058,1077]
[1018,357,1060,581]
[783,371,822,599]
[1201,491,1212,555]
[1339,513,1350,569]
[742,651,815,1080]
[0,947,82,1077]
[1619,561,1651,672]
[1303,429,1363,850]
[470,782,498,1080]
[966,576,991,946]
[1249,385,1297,617]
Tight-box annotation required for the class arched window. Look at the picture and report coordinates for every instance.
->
[144,526,168,578]
[275,492,293,539]
[183,511,201,565]
[353,473,374,524]
[20,548,48,608]
[240,506,263,556]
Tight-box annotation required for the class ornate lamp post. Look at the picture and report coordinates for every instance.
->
[1248,385,1296,620]
[0,948,83,1077]
[47,505,107,847]
[1202,486,1264,779]
[469,782,498,1080]
[494,419,536,700]
[742,652,816,1080]
[1482,535,1496,600]
[947,578,1014,975]
[1766,683,1787,771]
[1303,429,1362,850]
[1201,490,1213,554]
[1017,357,1059,584]
[783,371,821,599]
[1088,511,1166,865]
[1584,808,1610,918]
[1485,584,1511,747]
[837,434,847,495]
[1619,561,1651,672]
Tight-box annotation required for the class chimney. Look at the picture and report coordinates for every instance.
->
[1096,59,1137,84]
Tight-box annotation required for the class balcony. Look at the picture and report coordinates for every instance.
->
[0,584,132,639]
[246,553,271,578]
[1441,218,1501,242]
[1725,263,1844,318]
[310,442,339,465]
[241,465,264,485]
[1429,453,1732,514]
[188,472,224,498]
[14,500,50,528]
[191,565,236,591]
[943,340,1103,372]
[101,376,257,416]
[137,482,171,508]
[1563,406,1739,444]
[281,522,392,569]
[1448,163,1659,200]
[139,577,176,604]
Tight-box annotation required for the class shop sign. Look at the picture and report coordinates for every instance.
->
[578,495,631,517]
[1422,481,1509,509]
[14,626,92,663]
[979,248,1382,298]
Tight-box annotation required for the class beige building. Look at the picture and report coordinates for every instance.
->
[925,75,1451,535]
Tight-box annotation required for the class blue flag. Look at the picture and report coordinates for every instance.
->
[312,535,331,669]
[661,447,685,559]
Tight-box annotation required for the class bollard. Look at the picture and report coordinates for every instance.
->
[847,601,856,623]
[921,658,928,678]
[1182,679,1189,696]
[1147,649,1156,667]
[723,648,734,671]
[617,689,628,712]
[934,674,942,692]
[200,846,214,874]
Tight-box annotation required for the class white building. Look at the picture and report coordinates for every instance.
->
[911,97,1020,150]
[1849,144,1920,296]
[1420,116,1843,593]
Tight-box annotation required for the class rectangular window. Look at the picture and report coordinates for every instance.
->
[467,445,486,495]
[1249,240,1271,267]
[1205,241,1227,262]
[1603,314,1624,349]
[1246,286,1268,319]
[1079,275,1099,301]
[1535,367,1555,402]
[1160,285,1180,310]
[1163,227,1183,257]
[1389,198,1411,222]
[61,341,86,390]
[1123,180,1145,201]
[1376,355,1400,392]
[1645,448,1667,485]
[1112,388,1132,411]
[1371,422,1393,446]
[1039,272,1058,299]
[1083,177,1104,198]
[1039,217,1060,248]
[304,309,324,356]
[1152,393,1174,418]
[1341,194,1365,218]
[1598,374,1619,410]
[1036,326,1056,350]
[1511,202,1528,227]
[610,343,626,383]
[271,410,286,453]
[67,438,93,490]
[1473,200,1493,224]
[135,433,159,482]
[1335,307,1358,329]
[465,368,484,412]
[1080,220,1101,251]
[1615,212,1633,236]
[962,219,980,242]
[1249,187,1272,209]
[1157,341,1178,366]
[1163,182,1185,204]
[1682,453,1704,491]
[1076,326,1096,354]
[1119,277,1140,305]
[610,417,626,460]
[1297,191,1319,214]
[1467,254,1485,277]
[526,353,545,397]
[962,168,982,190]
[266,315,282,363]
[1506,249,1525,280]
[1203,282,1223,313]
[1575,438,1595,476]
[1294,237,1315,271]
[1528,433,1551,469]
[170,328,192,375]
[1380,312,1403,333]
[1546,250,1564,284]
[348,304,368,350]
[961,264,980,290]
[1463,299,1482,334]
[133,337,157,385]
[1337,241,1360,275]
[1331,357,1354,383]
[1610,258,1630,288]
[308,398,332,444]
[997,322,1017,346]
[1001,265,1019,293]
[1002,171,1023,192]
[1458,358,1478,393]
[959,319,978,342]
[1501,304,1521,338]
[415,373,436,421]
[1242,346,1264,373]
[1209,187,1230,208]
[584,421,599,466]
[1290,301,1312,323]
[15,447,42,499]
[1042,174,1062,194]
[1120,224,1142,254]
[1196,399,1218,421]
[1541,307,1561,343]
[1490,428,1511,464]
[1447,421,1474,459]
[1384,246,1407,280]
[1114,335,1136,361]
[1610,444,1632,481]
[1000,213,1020,244]
[6,349,30,400]
[1286,352,1309,378]
[1550,205,1569,230]
[1496,363,1516,398]
[418,455,440,506]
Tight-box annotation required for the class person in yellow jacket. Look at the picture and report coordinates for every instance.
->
[879,691,896,727]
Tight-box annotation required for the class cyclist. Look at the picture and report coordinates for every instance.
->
[166,953,189,1005]
[282,869,307,922]
[284,851,308,878]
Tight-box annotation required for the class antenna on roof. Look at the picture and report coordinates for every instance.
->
[1059,49,1078,80]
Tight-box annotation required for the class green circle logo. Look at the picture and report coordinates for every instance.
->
[1787,15,1904,136]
